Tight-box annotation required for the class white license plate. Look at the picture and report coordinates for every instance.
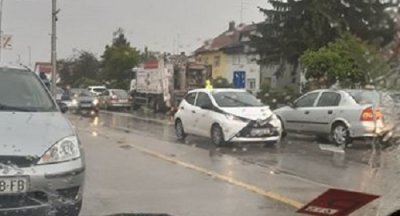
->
[251,129,270,136]
[0,177,28,194]
[81,104,91,108]
[119,99,128,103]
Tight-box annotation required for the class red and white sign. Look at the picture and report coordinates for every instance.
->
[144,60,159,69]
[1,34,12,50]
[297,189,379,216]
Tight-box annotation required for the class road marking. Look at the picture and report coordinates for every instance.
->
[129,143,304,209]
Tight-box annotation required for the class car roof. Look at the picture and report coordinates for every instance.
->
[188,88,247,94]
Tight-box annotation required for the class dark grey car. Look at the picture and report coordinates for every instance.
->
[0,66,85,215]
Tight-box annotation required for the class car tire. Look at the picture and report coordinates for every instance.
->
[175,119,186,142]
[56,200,82,216]
[331,122,351,147]
[211,124,225,146]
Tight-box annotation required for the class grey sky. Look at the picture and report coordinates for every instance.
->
[2,0,266,66]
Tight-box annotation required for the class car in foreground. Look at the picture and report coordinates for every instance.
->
[70,89,99,116]
[0,66,85,216]
[274,89,395,146]
[174,88,282,146]
[98,89,132,110]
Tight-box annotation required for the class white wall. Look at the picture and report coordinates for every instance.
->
[225,53,260,91]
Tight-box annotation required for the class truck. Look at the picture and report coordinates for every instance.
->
[130,56,210,113]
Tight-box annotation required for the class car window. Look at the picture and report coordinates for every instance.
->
[93,88,106,93]
[295,92,319,108]
[79,90,94,97]
[102,90,110,96]
[184,92,196,105]
[0,68,56,112]
[196,92,213,108]
[112,90,128,98]
[317,92,341,107]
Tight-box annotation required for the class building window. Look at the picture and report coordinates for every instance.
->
[214,56,220,67]
[263,77,271,87]
[233,54,240,65]
[247,78,256,90]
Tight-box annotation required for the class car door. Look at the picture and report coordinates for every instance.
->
[192,92,215,137]
[285,92,320,132]
[312,91,342,134]
[178,92,198,134]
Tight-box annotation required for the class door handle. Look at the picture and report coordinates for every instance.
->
[192,110,196,114]
[328,110,333,114]
[180,106,184,110]
[305,111,310,115]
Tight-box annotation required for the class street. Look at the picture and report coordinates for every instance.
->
[70,110,400,216]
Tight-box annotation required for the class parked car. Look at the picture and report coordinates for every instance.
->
[70,89,99,116]
[274,89,395,146]
[88,85,107,96]
[0,66,85,215]
[174,88,282,146]
[98,89,132,110]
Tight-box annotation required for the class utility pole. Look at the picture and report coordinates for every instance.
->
[240,0,243,23]
[0,0,5,63]
[27,46,31,67]
[51,0,58,96]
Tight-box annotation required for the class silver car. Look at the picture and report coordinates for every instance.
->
[274,89,394,146]
[0,66,85,215]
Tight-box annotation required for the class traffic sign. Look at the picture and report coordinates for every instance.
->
[297,188,379,216]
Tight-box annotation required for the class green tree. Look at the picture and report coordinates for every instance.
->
[252,0,398,76]
[101,28,140,89]
[212,77,232,88]
[58,51,100,87]
[300,33,389,88]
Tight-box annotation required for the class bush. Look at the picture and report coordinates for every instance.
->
[258,85,300,110]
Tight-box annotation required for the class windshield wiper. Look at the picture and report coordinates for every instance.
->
[0,104,35,112]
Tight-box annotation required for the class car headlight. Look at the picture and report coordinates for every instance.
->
[225,113,249,122]
[92,99,99,106]
[37,136,81,165]
[72,99,78,106]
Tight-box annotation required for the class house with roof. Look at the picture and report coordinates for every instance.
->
[195,22,262,91]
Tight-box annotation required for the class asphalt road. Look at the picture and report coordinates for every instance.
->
[69,111,400,216]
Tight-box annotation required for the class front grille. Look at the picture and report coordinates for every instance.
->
[0,192,48,209]
[237,121,279,138]
[0,156,38,168]
[57,187,80,200]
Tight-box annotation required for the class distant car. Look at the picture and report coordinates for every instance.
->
[274,89,395,146]
[174,88,282,146]
[88,85,107,96]
[98,89,132,110]
[70,89,99,116]
[0,66,85,216]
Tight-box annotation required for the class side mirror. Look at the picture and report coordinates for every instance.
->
[288,101,296,108]
[59,102,68,113]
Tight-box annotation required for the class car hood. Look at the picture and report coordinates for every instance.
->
[0,112,74,157]
[219,106,273,121]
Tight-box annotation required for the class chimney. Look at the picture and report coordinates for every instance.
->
[229,21,235,31]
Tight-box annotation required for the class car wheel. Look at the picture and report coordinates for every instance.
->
[56,200,82,216]
[278,117,287,139]
[175,119,186,142]
[331,123,351,147]
[211,124,225,146]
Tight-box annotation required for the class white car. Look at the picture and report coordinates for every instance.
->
[88,85,107,96]
[274,89,395,146]
[174,88,282,146]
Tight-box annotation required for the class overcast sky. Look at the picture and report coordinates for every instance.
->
[1,0,267,66]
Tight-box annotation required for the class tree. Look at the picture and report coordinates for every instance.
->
[58,51,100,87]
[252,0,399,76]
[212,77,232,88]
[101,28,140,89]
[300,33,389,88]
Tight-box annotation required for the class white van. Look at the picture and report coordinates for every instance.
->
[88,85,107,96]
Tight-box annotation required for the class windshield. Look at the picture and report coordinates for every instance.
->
[0,68,56,112]
[212,91,264,107]
[79,90,95,97]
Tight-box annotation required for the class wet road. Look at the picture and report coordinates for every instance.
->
[72,111,400,216]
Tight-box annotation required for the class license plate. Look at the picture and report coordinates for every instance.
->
[119,99,128,103]
[81,104,91,108]
[251,128,270,136]
[0,177,28,194]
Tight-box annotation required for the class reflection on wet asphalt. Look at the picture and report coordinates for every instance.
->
[92,111,382,189]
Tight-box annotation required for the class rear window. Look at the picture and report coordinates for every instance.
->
[93,88,106,93]
[346,90,391,106]
[112,90,128,97]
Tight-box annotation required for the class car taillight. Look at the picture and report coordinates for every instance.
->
[111,95,118,100]
[128,96,133,101]
[360,107,383,121]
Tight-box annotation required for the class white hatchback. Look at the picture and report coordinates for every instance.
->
[174,88,282,146]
